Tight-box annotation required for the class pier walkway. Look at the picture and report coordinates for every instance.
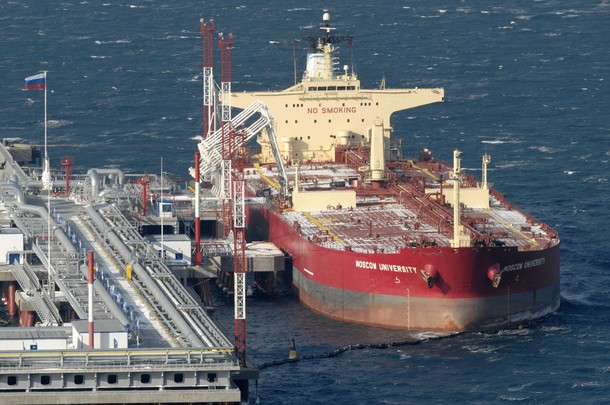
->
[0,139,251,404]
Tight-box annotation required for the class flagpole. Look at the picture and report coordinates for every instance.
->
[160,157,164,260]
[43,71,54,298]
[41,71,51,190]
[44,70,48,161]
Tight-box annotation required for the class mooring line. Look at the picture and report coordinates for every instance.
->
[257,332,463,369]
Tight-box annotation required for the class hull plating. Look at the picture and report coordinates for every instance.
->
[249,205,560,331]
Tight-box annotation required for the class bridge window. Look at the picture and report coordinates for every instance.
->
[141,374,151,384]
[207,373,218,383]
[107,374,118,384]
[74,375,84,385]
[7,376,17,386]
[41,375,51,385]
[174,373,184,383]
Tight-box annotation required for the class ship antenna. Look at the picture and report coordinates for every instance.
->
[292,37,299,85]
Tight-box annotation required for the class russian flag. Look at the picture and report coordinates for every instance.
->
[24,72,46,90]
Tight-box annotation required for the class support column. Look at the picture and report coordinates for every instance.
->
[88,251,95,349]
[6,281,17,317]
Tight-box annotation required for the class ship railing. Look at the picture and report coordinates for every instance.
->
[388,182,483,244]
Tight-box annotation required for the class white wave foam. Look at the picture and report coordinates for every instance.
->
[529,145,559,153]
[47,119,73,128]
[95,39,132,45]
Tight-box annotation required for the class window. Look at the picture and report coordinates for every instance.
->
[41,375,51,385]
[141,374,151,384]
[74,375,84,385]
[107,374,118,384]
[174,373,184,383]
[7,376,17,386]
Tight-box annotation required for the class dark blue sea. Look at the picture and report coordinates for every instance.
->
[1,1,609,404]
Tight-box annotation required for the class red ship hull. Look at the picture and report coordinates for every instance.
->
[249,205,560,332]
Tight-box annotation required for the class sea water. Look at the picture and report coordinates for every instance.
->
[1,1,608,403]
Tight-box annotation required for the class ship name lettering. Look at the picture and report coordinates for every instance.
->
[355,260,418,273]
[355,260,377,270]
[379,263,418,273]
[502,257,546,272]
[524,257,545,268]
[502,263,523,272]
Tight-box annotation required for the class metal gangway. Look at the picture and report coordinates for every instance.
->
[191,99,288,198]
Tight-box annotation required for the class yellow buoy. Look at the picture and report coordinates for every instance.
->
[288,338,297,360]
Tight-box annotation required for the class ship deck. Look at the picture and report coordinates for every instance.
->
[246,158,558,254]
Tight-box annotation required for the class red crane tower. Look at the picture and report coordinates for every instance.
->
[231,127,247,367]
[200,18,215,140]
[218,30,247,367]
[219,32,234,240]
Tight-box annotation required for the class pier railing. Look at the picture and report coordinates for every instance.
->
[0,348,237,371]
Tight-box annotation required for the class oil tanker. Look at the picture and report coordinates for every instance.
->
[214,13,560,332]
